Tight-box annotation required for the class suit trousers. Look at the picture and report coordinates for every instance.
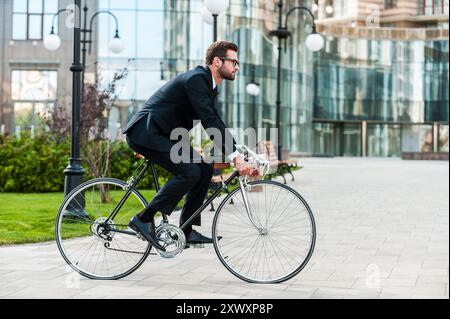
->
[126,137,214,227]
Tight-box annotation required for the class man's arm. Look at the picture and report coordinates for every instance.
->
[185,74,256,176]
[184,74,237,158]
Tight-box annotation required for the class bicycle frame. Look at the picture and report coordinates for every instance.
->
[104,160,240,232]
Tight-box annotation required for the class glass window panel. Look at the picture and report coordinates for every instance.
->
[23,87,46,100]
[137,0,164,10]
[425,0,434,14]
[11,70,58,101]
[43,14,57,36]
[137,11,163,58]
[97,17,110,57]
[29,0,43,14]
[401,125,433,152]
[313,123,336,156]
[189,13,213,61]
[12,14,27,39]
[367,124,401,157]
[342,124,361,156]
[99,68,135,100]
[435,0,443,14]
[47,71,58,100]
[11,71,21,100]
[109,0,133,10]
[136,70,161,100]
[29,15,43,39]
[44,0,58,13]
[13,0,28,12]
[98,0,110,10]
[385,0,396,9]
[439,125,449,152]
[98,11,135,57]
[35,102,51,118]
[14,102,34,127]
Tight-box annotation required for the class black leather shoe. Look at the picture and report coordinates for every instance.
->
[129,216,166,252]
[186,229,214,244]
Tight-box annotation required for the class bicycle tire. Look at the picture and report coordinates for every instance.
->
[212,180,316,284]
[55,178,152,280]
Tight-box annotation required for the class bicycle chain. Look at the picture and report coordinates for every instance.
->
[103,243,156,255]
[99,227,156,256]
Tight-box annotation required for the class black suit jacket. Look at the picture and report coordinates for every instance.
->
[124,65,236,156]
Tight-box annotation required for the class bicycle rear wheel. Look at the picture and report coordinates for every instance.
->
[212,180,316,283]
[55,178,151,280]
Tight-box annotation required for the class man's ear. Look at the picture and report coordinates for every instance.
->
[213,56,221,67]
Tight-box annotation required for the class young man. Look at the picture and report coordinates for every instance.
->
[123,41,255,251]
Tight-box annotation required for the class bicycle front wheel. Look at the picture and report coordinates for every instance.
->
[55,178,151,280]
[212,180,316,283]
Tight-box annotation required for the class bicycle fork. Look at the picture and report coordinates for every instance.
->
[238,177,265,232]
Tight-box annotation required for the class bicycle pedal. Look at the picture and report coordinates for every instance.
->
[191,243,205,249]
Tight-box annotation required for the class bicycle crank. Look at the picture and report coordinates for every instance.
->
[155,224,186,258]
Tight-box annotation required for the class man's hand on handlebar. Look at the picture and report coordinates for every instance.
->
[233,156,261,177]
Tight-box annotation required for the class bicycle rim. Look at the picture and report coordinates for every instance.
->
[212,180,316,283]
[55,178,151,280]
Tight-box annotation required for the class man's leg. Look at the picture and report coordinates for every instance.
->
[179,163,214,232]
[143,152,203,216]
[126,138,202,218]
[127,139,215,244]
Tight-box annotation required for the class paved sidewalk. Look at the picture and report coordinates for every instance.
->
[0,157,448,299]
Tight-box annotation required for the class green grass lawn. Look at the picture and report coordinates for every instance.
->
[0,166,301,246]
[0,190,157,246]
[0,192,64,245]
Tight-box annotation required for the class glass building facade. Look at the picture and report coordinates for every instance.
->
[2,1,448,157]
[96,0,316,154]
[313,36,449,156]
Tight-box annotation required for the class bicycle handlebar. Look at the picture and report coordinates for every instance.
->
[235,144,271,176]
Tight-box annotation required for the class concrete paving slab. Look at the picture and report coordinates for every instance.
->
[0,158,447,298]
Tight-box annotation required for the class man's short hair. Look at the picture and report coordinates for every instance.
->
[205,41,238,65]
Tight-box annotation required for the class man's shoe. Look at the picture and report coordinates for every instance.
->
[186,229,214,244]
[128,216,166,252]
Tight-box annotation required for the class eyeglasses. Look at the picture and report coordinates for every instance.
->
[219,57,240,68]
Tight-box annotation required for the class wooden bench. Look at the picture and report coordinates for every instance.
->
[256,141,299,184]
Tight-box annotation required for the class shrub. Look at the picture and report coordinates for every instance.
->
[0,133,171,192]
[0,133,70,192]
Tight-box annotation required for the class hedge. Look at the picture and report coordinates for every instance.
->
[0,133,171,193]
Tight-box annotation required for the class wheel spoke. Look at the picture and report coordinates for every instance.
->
[213,181,315,283]
[56,179,150,280]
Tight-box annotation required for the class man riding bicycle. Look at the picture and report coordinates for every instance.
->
[123,41,257,251]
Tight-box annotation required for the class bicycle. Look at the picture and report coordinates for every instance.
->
[55,145,316,283]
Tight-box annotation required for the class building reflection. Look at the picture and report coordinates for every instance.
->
[0,0,448,157]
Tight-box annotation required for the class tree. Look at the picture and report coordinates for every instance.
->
[43,60,132,180]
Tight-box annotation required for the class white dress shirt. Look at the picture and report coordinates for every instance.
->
[210,71,240,162]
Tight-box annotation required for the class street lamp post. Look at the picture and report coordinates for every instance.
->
[44,2,124,200]
[66,0,83,205]
[269,1,324,160]
[203,0,230,42]
[45,5,124,91]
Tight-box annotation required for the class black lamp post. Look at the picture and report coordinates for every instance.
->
[44,2,123,199]
[82,7,123,88]
[269,1,324,160]
[203,0,230,42]
[213,14,219,42]
[66,0,83,201]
